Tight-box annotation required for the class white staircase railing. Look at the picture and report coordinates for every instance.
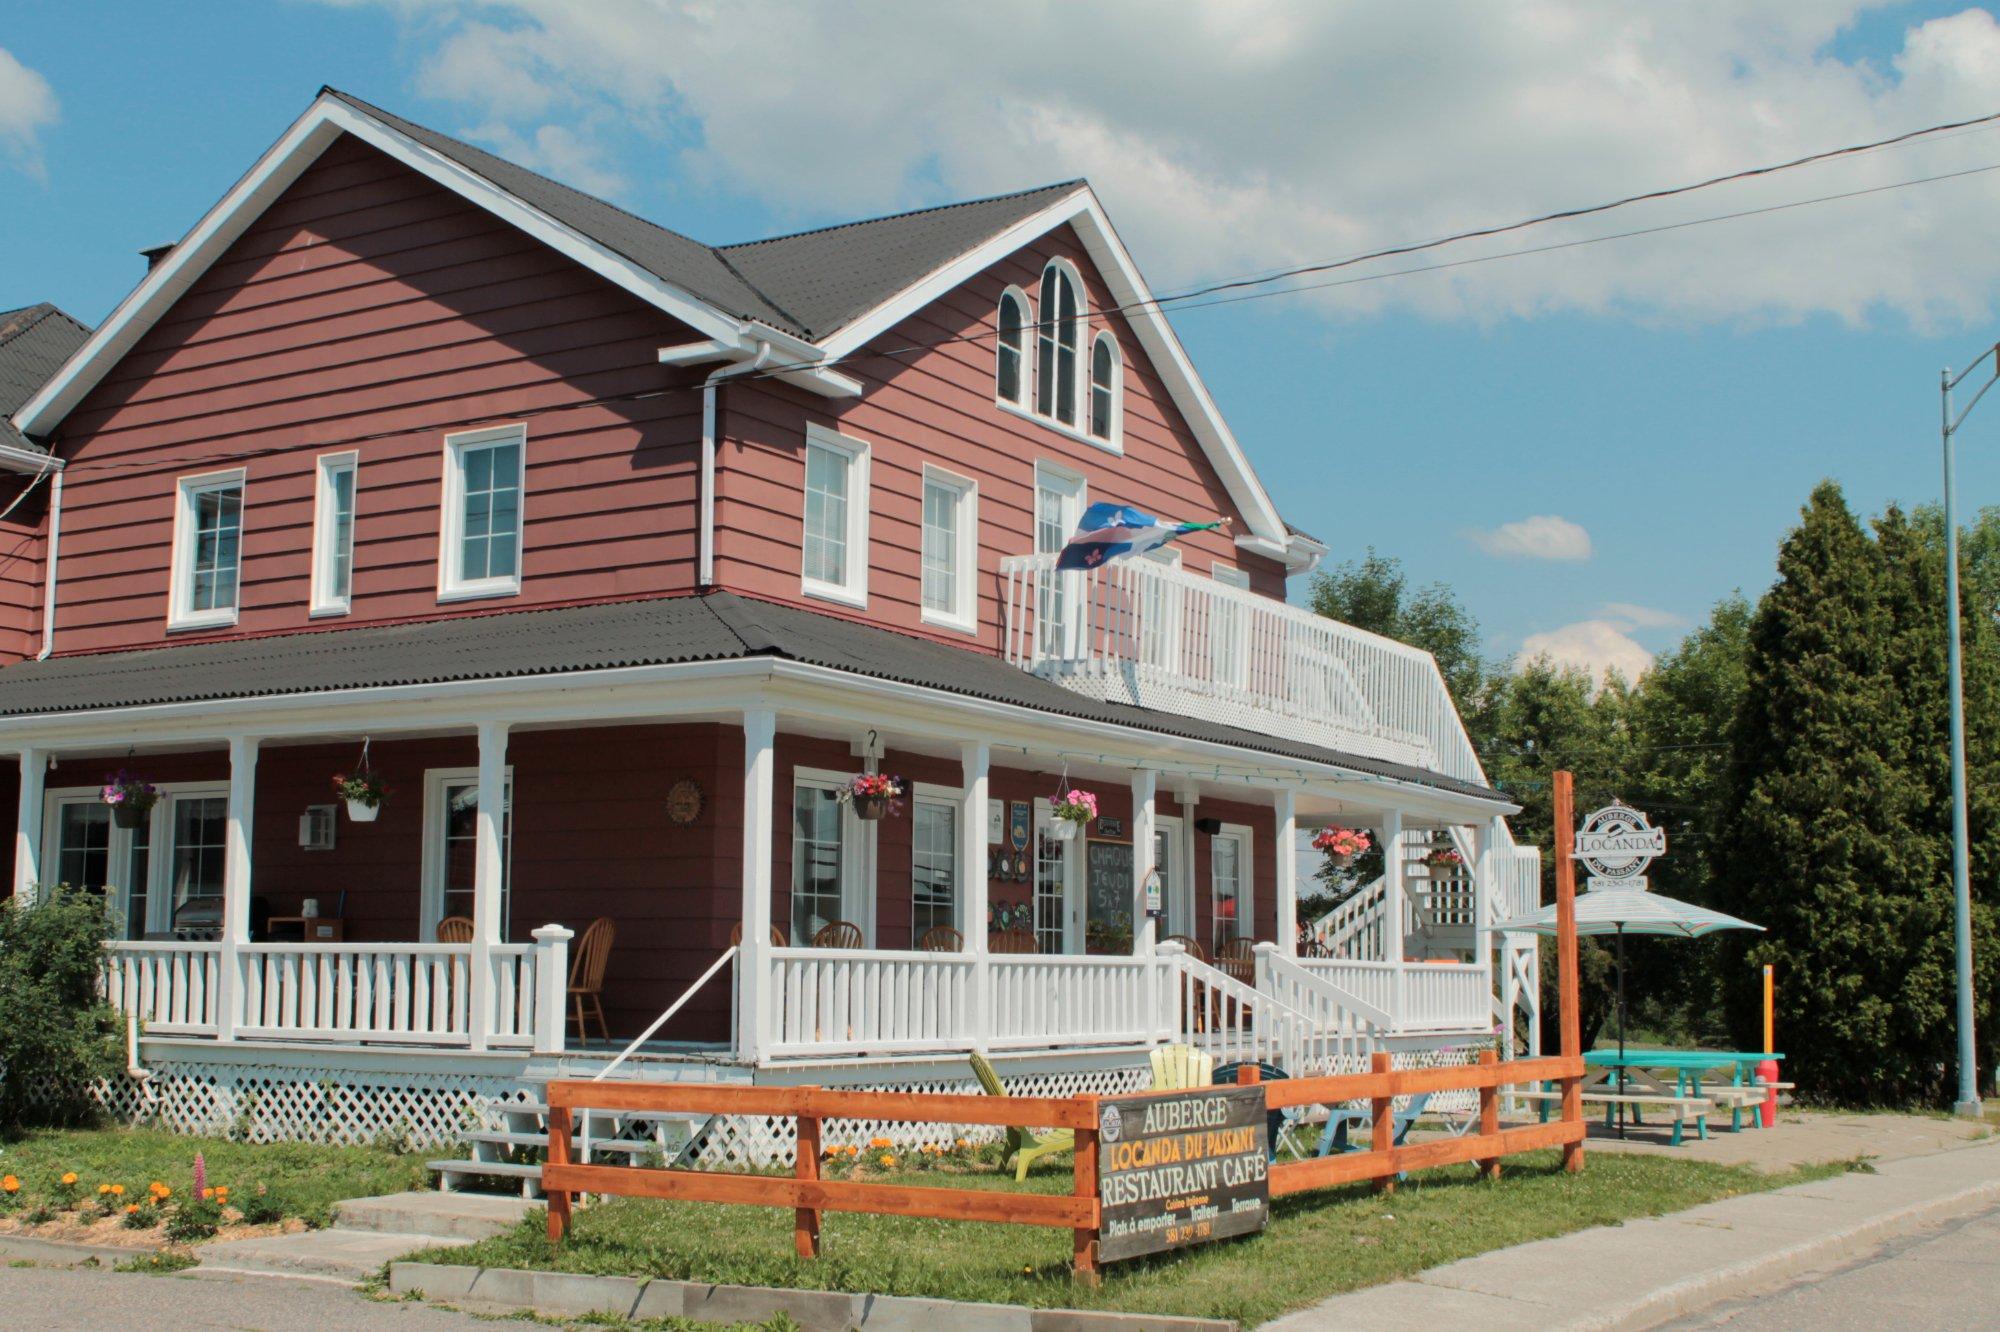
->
[1256,946,1384,1074]
[1159,943,1321,1071]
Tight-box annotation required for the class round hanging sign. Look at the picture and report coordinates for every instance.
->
[1570,801,1665,891]
[665,778,704,826]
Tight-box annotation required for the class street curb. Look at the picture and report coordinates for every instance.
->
[387,1261,1237,1331]
[0,1233,173,1268]
[1581,1168,2000,1330]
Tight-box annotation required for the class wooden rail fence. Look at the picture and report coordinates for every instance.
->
[541,1049,1585,1280]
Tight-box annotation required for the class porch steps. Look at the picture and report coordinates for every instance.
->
[197,1191,532,1283]
[429,1095,710,1198]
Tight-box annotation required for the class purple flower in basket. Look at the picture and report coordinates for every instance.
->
[101,769,158,810]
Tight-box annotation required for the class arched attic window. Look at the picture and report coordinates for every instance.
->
[1089,331,1121,444]
[1036,260,1083,427]
[996,286,1030,406]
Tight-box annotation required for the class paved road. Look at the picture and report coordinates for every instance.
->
[0,1264,500,1330]
[1668,1201,2000,1330]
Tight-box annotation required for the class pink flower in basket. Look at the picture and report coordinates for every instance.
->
[1051,790,1099,824]
[1425,846,1463,868]
[1311,825,1371,860]
[846,773,904,800]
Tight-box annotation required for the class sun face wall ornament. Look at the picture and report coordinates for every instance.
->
[665,778,705,826]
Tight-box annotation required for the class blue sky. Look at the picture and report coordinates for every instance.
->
[7,2,2000,678]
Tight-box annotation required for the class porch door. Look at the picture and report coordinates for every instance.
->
[1031,796,1080,954]
[162,793,228,933]
[1210,825,1253,956]
[1153,816,1185,941]
[1034,465,1086,658]
[422,769,513,941]
[790,774,870,946]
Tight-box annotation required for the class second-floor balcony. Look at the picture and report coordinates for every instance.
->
[1000,552,1480,782]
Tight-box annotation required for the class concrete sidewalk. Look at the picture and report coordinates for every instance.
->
[1268,1135,2000,1331]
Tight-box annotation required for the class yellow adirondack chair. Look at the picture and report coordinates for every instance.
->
[971,1053,1077,1181]
[1149,1043,1214,1091]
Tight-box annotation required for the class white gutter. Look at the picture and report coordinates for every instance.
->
[38,467,62,660]
[0,442,63,475]
[699,342,775,587]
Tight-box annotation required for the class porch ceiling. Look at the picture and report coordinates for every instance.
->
[0,592,1503,803]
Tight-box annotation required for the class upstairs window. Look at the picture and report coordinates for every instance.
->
[169,468,245,631]
[801,424,871,608]
[439,424,525,602]
[920,465,977,633]
[1089,332,1121,443]
[310,451,357,617]
[996,287,1030,406]
[1036,260,1082,427]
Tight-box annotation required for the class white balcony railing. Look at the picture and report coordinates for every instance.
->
[1001,552,1481,780]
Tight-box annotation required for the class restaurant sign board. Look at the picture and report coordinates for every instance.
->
[1571,801,1666,892]
[1096,1085,1269,1262]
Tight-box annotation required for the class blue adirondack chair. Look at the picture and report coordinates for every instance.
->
[1317,1091,1433,1158]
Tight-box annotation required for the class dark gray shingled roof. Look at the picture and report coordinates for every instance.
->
[0,593,1500,802]
[324,89,1081,342]
[0,304,90,452]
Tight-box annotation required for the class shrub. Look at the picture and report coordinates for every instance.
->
[164,1195,223,1243]
[0,887,124,1128]
[236,1186,287,1226]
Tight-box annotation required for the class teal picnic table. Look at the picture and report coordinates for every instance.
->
[1584,1049,1786,1133]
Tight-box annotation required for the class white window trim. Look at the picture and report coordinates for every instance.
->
[995,284,1033,409]
[1211,822,1256,947]
[167,467,246,632]
[1088,329,1124,449]
[46,782,231,936]
[793,766,875,944]
[1034,461,1088,659]
[919,464,979,635]
[437,423,527,604]
[910,780,965,938]
[419,765,515,942]
[800,424,871,609]
[309,450,358,618]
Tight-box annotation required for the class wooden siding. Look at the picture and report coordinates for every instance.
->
[45,135,706,655]
[0,476,46,663]
[713,222,1288,651]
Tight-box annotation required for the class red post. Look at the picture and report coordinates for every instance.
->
[794,1103,822,1259]
[1554,769,1585,1174]
[545,1101,573,1243]
[1370,1050,1395,1195]
[1072,1096,1101,1284]
[1477,1049,1501,1180]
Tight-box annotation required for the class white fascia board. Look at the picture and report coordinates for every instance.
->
[658,339,738,366]
[662,338,862,399]
[815,186,1288,546]
[15,94,751,439]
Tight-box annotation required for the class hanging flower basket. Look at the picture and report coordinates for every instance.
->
[1422,847,1463,875]
[334,771,388,823]
[1311,824,1371,871]
[102,769,157,830]
[1048,789,1098,842]
[840,772,905,821]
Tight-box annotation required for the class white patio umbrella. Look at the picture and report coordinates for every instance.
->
[1489,885,1763,1136]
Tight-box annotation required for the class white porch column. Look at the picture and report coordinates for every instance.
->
[737,709,777,1065]
[961,742,990,1051]
[1274,789,1298,956]
[1131,768,1158,955]
[12,747,44,903]
[531,924,574,1055]
[216,735,259,1043]
[1381,807,1405,1024]
[1476,815,1503,980]
[466,720,509,1052]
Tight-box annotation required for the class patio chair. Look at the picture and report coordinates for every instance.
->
[1213,1061,1303,1161]
[567,917,616,1042]
[1217,937,1257,982]
[727,921,786,947]
[1318,1091,1433,1160]
[811,920,865,949]
[1149,1043,1213,1090]
[1160,934,1207,962]
[917,925,963,952]
[971,1052,1074,1181]
[988,927,1038,954]
[435,915,473,944]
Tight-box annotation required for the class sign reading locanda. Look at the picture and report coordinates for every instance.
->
[1095,1085,1269,1262]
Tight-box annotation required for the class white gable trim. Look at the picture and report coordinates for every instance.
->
[817,187,1291,550]
[12,95,750,439]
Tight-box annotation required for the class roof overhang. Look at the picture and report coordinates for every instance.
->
[658,335,863,400]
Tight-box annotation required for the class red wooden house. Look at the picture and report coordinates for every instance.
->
[0,91,1540,1159]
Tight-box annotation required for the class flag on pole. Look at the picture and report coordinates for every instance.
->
[1055,503,1223,571]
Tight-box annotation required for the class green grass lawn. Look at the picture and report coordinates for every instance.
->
[0,1127,428,1228]
[408,1150,1850,1326]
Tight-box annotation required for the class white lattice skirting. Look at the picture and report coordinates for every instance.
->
[86,1060,536,1151]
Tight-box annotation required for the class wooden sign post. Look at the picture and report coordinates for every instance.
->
[1553,769,1584,1174]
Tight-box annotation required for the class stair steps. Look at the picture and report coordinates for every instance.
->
[428,1093,712,1198]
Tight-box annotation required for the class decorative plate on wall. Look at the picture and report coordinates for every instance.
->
[665,778,704,826]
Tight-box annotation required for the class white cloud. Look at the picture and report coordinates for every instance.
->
[321,2,2000,330]
[1465,514,1594,561]
[1520,619,1654,685]
[1599,601,1684,628]
[0,46,57,180]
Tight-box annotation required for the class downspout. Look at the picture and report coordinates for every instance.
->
[38,467,63,660]
[699,341,774,589]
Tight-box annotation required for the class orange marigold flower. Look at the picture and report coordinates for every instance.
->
[97,1184,112,1195]
[868,1136,893,1149]
[124,1204,140,1215]
[109,1184,124,1196]
[955,1138,970,1149]
[878,1154,896,1168]
[1,1175,18,1192]
[214,1186,228,1198]
[60,1172,78,1185]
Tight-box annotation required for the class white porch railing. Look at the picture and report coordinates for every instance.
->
[767,947,980,1057]
[1001,552,1473,774]
[988,954,1166,1049]
[104,933,568,1051]
[1295,957,1490,1034]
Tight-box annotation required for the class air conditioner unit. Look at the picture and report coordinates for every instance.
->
[299,804,336,851]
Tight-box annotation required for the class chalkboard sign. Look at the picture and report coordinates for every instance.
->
[1085,840,1134,951]
[1095,1085,1269,1262]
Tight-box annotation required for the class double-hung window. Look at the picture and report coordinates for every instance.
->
[920,465,977,633]
[911,795,958,941]
[1036,261,1082,427]
[169,469,245,630]
[310,451,357,616]
[1033,462,1085,658]
[1210,825,1253,954]
[801,424,870,607]
[439,424,525,602]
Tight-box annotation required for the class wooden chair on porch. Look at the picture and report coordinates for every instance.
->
[1162,934,1210,1032]
[728,921,787,947]
[988,927,1038,954]
[917,925,963,952]
[435,916,474,944]
[1218,937,1257,983]
[811,920,865,949]
[567,917,616,1042]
